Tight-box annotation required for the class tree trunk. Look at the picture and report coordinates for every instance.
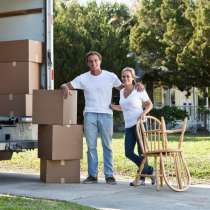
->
[146,82,154,102]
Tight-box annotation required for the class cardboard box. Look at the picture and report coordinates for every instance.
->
[38,124,83,160]
[33,90,77,125]
[0,40,43,63]
[40,159,80,183]
[0,151,13,160]
[0,94,32,117]
[0,62,40,94]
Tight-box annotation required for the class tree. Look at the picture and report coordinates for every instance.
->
[130,0,209,92]
[130,0,166,99]
[177,0,210,90]
[160,0,194,91]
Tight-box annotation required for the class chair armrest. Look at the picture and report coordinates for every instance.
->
[165,129,182,134]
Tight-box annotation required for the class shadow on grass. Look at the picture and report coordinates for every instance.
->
[113,132,124,140]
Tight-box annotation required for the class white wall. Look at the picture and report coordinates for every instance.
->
[162,87,199,107]
[174,88,198,107]
[0,0,45,42]
[0,0,43,12]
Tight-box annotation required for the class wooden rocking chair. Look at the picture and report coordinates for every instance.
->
[134,116,191,192]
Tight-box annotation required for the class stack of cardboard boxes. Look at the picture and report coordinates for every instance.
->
[0,39,83,183]
[0,39,42,116]
[0,39,42,160]
[33,90,83,183]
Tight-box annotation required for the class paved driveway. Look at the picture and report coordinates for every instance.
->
[0,172,209,210]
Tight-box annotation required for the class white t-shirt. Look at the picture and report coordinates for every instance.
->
[120,89,150,128]
[71,70,121,114]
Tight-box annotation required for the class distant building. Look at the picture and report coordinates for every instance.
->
[153,86,210,132]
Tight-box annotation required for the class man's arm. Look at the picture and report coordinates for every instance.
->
[115,84,124,91]
[115,82,145,92]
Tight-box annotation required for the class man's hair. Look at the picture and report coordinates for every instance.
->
[85,51,102,63]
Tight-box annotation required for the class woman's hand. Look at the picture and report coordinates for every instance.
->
[111,104,122,111]
[138,112,146,121]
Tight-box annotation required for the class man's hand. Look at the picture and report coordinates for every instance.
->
[60,84,72,99]
[135,82,144,92]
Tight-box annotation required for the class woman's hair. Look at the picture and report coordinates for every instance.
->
[121,67,138,83]
[85,51,102,62]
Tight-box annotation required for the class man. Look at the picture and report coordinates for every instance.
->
[61,51,142,185]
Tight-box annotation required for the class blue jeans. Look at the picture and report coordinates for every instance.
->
[125,125,153,179]
[84,112,114,178]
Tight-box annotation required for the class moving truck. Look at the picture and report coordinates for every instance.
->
[0,0,54,159]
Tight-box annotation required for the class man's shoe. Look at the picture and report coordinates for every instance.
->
[105,176,117,185]
[83,176,98,184]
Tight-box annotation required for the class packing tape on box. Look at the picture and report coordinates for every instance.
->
[9,94,13,101]
[60,160,66,166]
[65,125,71,128]
[60,178,65,184]
[35,54,39,62]
[12,61,16,67]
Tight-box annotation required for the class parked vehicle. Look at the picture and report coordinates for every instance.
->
[0,0,54,159]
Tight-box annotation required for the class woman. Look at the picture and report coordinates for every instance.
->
[112,67,155,186]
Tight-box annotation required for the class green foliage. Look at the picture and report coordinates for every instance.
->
[161,0,194,90]
[129,0,166,100]
[130,0,166,74]
[150,105,188,125]
[198,106,210,114]
[130,0,210,91]
[0,195,96,210]
[177,0,210,88]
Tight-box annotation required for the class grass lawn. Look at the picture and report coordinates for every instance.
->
[0,195,97,210]
[0,133,209,184]
[0,133,209,208]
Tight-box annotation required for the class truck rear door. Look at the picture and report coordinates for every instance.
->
[0,0,54,89]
